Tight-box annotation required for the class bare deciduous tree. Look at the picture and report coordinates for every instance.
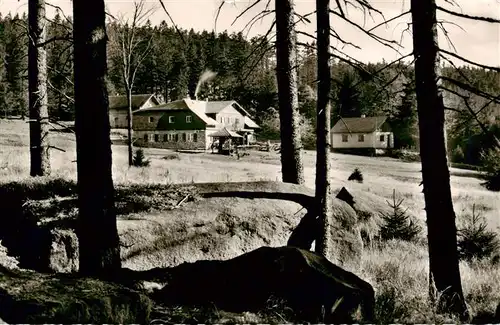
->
[109,0,155,166]
[73,0,121,276]
[28,0,50,176]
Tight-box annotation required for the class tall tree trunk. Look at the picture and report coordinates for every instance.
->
[28,0,50,176]
[127,87,133,166]
[410,0,467,317]
[314,0,333,258]
[275,0,305,184]
[73,0,121,277]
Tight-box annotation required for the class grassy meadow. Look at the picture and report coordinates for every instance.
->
[1,118,500,323]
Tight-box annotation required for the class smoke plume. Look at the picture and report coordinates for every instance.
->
[194,69,218,100]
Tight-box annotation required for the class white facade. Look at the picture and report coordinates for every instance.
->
[332,131,394,149]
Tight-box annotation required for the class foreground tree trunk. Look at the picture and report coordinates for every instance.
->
[410,0,467,317]
[314,0,333,258]
[73,0,121,276]
[275,0,305,184]
[28,0,50,176]
[127,87,133,166]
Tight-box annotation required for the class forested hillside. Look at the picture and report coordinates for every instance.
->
[0,11,499,165]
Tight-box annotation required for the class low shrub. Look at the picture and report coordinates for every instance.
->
[348,168,364,183]
[163,153,180,160]
[457,204,500,262]
[388,149,421,162]
[133,149,150,167]
[480,147,500,191]
[379,189,421,242]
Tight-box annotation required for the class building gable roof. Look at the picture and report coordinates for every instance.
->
[204,100,253,118]
[331,116,389,133]
[132,98,260,129]
[244,116,260,129]
[133,99,219,127]
[109,94,158,111]
[209,127,243,138]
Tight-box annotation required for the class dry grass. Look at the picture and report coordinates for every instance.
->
[1,119,499,323]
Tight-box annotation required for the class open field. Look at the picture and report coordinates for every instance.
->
[1,119,496,228]
[1,118,500,322]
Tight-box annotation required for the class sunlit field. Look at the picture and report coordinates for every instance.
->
[1,118,499,322]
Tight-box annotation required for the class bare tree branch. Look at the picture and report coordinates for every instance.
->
[436,5,500,23]
[158,0,186,45]
[440,49,500,72]
[230,0,262,26]
[368,10,411,32]
[329,9,403,53]
[441,76,500,104]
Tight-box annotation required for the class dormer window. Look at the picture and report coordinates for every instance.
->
[186,115,192,123]
[149,116,154,123]
[169,116,175,124]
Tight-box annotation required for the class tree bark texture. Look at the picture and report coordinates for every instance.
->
[127,88,134,166]
[410,0,467,317]
[275,0,305,184]
[314,0,333,259]
[73,0,121,276]
[28,0,51,176]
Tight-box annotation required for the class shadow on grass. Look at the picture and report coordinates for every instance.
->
[202,191,314,207]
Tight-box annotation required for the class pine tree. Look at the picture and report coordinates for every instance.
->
[73,0,121,277]
[380,190,421,241]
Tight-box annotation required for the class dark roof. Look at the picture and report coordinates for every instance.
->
[109,94,156,110]
[133,99,219,126]
[135,99,188,112]
[331,116,388,133]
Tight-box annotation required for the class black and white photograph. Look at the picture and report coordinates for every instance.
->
[0,0,499,323]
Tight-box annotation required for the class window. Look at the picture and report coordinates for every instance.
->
[186,133,193,142]
[154,134,159,142]
[175,133,179,142]
[163,134,168,142]
[358,134,365,142]
[380,135,385,142]
[168,116,175,124]
[186,115,192,123]
[143,134,149,142]
[182,133,187,142]
[193,133,198,142]
[149,116,154,123]
[342,134,348,142]
[235,118,240,126]
[114,117,119,124]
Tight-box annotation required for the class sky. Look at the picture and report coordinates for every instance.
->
[1,0,499,66]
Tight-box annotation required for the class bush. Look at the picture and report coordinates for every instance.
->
[163,153,180,160]
[480,147,500,191]
[457,204,500,262]
[348,168,364,183]
[451,146,465,163]
[387,149,420,162]
[132,149,150,167]
[379,189,421,242]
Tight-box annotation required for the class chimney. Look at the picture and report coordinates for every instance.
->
[361,114,366,118]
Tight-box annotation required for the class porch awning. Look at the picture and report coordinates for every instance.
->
[209,127,243,138]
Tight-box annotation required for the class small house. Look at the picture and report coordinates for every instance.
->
[132,98,260,150]
[331,115,394,155]
[109,94,162,129]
